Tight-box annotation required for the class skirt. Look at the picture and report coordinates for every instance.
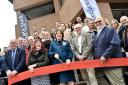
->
[31,75,50,85]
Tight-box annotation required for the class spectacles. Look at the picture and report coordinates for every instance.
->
[95,20,102,23]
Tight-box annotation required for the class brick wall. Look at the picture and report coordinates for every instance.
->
[14,0,126,38]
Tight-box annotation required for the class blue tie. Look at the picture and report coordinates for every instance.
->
[12,50,16,69]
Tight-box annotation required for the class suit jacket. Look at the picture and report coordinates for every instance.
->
[4,47,26,73]
[0,57,3,71]
[94,26,122,59]
[118,25,128,52]
[118,25,126,47]
[44,40,51,50]
[0,57,4,71]
[72,33,94,59]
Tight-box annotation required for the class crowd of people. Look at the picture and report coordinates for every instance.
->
[0,15,128,85]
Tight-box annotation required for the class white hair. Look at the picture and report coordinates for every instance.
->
[120,16,128,22]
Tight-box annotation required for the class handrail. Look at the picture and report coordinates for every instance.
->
[8,58,128,85]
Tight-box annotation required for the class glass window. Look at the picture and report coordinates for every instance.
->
[8,0,13,3]
[22,1,55,20]
[110,3,128,21]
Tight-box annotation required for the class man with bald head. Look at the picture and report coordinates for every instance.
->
[120,16,128,25]
[4,39,26,85]
[72,23,98,85]
[118,16,128,57]
[94,16,125,85]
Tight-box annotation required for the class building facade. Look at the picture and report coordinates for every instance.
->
[9,0,128,38]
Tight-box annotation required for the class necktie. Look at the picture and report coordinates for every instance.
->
[12,50,16,69]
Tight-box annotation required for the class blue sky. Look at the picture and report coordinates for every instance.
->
[0,0,16,50]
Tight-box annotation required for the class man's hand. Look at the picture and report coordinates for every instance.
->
[126,52,128,57]
[66,59,71,65]
[100,56,107,64]
[77,55,84,61]
[6,70,12,78]
[11,70,17,76]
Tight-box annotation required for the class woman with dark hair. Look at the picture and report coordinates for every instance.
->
[48,29,75,85]
[28,40,50,85]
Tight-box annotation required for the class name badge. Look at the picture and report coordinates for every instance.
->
[63,41,67,46]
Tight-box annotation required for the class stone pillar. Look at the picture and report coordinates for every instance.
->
[97,2,113,22]
[53,0,61,13]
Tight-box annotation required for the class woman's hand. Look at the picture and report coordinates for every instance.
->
[28,64,36,72]
[54,53,59,59]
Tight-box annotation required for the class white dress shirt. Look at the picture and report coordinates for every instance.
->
[97,25,105,37]
[82,25,89,33]
[77,34,82,54]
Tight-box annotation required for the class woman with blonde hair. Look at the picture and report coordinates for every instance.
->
[111,19,120,32]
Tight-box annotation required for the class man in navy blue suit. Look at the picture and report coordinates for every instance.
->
[94,17,125,85]
[0,48,5,85]
[4,39,26,85]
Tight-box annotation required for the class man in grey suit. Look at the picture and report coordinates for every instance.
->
[72,23,98,85]
[94,16,125,85]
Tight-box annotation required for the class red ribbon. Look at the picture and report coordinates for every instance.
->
[8,58,128,85]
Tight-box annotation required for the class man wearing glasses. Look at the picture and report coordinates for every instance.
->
[94,16,125,85]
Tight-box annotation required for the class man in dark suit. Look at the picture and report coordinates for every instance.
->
[118,16,128,85]
[94,17,125,85]
[118,16,128,57]
[4,39,26,85]
[0,48,5,85]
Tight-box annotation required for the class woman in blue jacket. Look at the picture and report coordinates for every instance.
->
[48,29,75,85]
